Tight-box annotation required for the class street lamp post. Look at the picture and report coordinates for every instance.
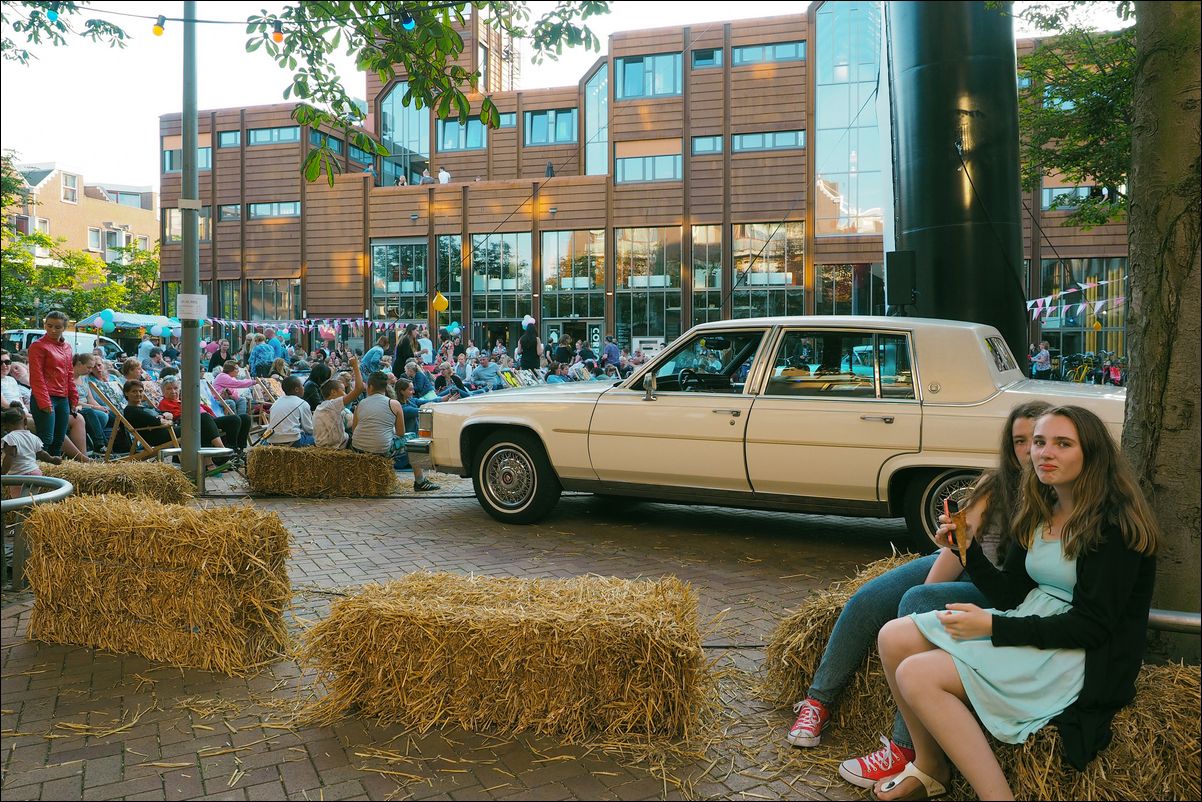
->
[179,0,201,482]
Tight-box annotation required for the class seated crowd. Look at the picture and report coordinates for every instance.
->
[3,322,647,485]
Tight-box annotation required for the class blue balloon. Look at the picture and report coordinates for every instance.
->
[278,329,291,341]
[99,308,115,323]
[101,321,116,334]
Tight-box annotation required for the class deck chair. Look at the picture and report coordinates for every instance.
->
[249,378,283,426]
[94,391,181,462]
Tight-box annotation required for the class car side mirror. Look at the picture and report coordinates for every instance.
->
[642,372,657,401]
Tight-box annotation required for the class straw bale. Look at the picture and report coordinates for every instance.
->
[22,495,290,675]
[298,572,711,741]
[39,460,194,504]
[763,557,1201,800]
[246,446,399,497]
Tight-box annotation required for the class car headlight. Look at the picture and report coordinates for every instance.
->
[418,407,434,438]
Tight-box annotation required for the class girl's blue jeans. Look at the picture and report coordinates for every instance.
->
[805,553,988,749]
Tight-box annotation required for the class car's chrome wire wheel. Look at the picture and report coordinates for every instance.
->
[927,472,979,535]
[482,444,537,511]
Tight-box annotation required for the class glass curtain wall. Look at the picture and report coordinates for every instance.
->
[814,1,885,235]
[218,280,241,340]
[541,230,605,319]
[691,224,723,325]
[371,240,429,324]
[380,81,431,186]
[1038,257,1128,357]
[435,235,464,329]
[585,65,609,175]
[471,232,533,321]
[614,227,682,349]
[814,263,885,315]
[730,222,805,317]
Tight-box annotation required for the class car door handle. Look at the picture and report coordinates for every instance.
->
[712,409,742,417]
[860,415,895,424]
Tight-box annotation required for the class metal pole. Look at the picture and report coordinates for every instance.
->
[180,0,201,483]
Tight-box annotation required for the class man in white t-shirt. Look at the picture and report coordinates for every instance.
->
[438,167,451,184]
[313,356,364,449]
[266,376,314,446]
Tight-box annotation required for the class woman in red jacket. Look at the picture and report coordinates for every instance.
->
[27,311,79,457]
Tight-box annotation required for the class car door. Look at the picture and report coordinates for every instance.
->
[745,328,921,501]
[588,327,768,491]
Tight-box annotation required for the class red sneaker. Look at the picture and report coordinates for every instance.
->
[786,697,830,747]
[838,736,916,788]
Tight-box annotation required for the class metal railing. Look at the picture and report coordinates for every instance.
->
[1148,608,1201,636]
[2,475,74,590]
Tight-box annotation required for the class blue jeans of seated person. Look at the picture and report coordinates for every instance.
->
[804,554,987,750]
[288,433,315,447]
[79,407,115,452]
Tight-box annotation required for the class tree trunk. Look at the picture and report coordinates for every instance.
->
[1127,2,1201,661]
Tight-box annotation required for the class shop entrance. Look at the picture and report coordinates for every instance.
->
[474,320,523,356]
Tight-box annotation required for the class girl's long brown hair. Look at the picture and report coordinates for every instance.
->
[1013,405,1160,558]
[969,400,1053,555]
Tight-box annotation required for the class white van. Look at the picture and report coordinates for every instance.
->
[1,329,125,361]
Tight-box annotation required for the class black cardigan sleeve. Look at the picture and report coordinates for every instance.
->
[991,528,1151,651]
[963,535,1036,610]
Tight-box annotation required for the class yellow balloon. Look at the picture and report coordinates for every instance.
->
[432,291,449,312]
[1092,319,1103,331]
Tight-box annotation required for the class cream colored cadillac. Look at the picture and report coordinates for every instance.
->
[407,317,1126,549]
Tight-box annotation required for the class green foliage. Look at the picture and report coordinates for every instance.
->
[1,1,127,64]
[107,241,161,315]
[1016,2,1134,229]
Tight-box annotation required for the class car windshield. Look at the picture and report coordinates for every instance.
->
[653,329,765,393]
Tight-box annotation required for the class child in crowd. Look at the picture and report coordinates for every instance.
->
[313,356,364,449]
[2,406,62,497]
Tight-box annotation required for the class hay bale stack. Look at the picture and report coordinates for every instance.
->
[246,446,398,497]
[23,495,290,675]
[763,557,1201,800]
[39,460,194,504]
[299,572,709,740]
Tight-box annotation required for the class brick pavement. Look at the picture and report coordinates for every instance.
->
[2,483,912,800]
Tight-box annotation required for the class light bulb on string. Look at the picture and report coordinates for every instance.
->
[400,11,416,31]
[153,15,166,36]
[272,20,284,43]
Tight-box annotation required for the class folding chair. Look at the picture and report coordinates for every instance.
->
[94,392,181,462]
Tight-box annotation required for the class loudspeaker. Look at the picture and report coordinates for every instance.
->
[886,250,917,308]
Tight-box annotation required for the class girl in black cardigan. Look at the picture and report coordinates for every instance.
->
[871,406,1158,801]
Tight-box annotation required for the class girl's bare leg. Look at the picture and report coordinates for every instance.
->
[895,650,1014,800]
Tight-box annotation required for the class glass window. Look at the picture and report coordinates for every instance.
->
[218,204,241,222]
[691,224,723,326]
[217,130,241,148]
[478,43,490,92]
[371,240,429,323]
[732,130,805,152]
[309,130,344,154]
[730,222,804,319]
[1041,185,1093,210]
[585,64,609,175]
[815,263,886,316]
[349,144,375,164]
[764,330,878,398]
[1037,257,1128,359]
[32,218,50,258]
[137,235,149,250]
[815,2,883,237]
[615,53,681,99]
[61,173,78,203]
[87,227,102,251]
[247,201,301,219]
[162,147,211,172]
[692,48,723,69]
[437,117,487,152]
[247,278,301,321]
[435,235,464,324]
[614,227,683,351]
[163,207,211,242]
[247,126,300,145]
[615,154,681,183]
[692,135,722,155]
[380,80,430,185]
[219,280,241,325]
[498,112,517,128]
[162,281,180,318]
[732,41,806,65]
[114,192,144,208]
[470,232,533,321]
[653,328,765,393]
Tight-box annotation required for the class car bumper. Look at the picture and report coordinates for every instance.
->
[406,438,435,472]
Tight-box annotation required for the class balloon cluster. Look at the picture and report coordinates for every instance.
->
[98,308,116,334]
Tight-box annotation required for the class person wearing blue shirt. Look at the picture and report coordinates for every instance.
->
[404,359,437,398]
[361,336,387,379]
[602,335,621,368]
[248,334,275,378]
[264,327,287,361]
[545,362,568,383]
[469,354,502,389]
